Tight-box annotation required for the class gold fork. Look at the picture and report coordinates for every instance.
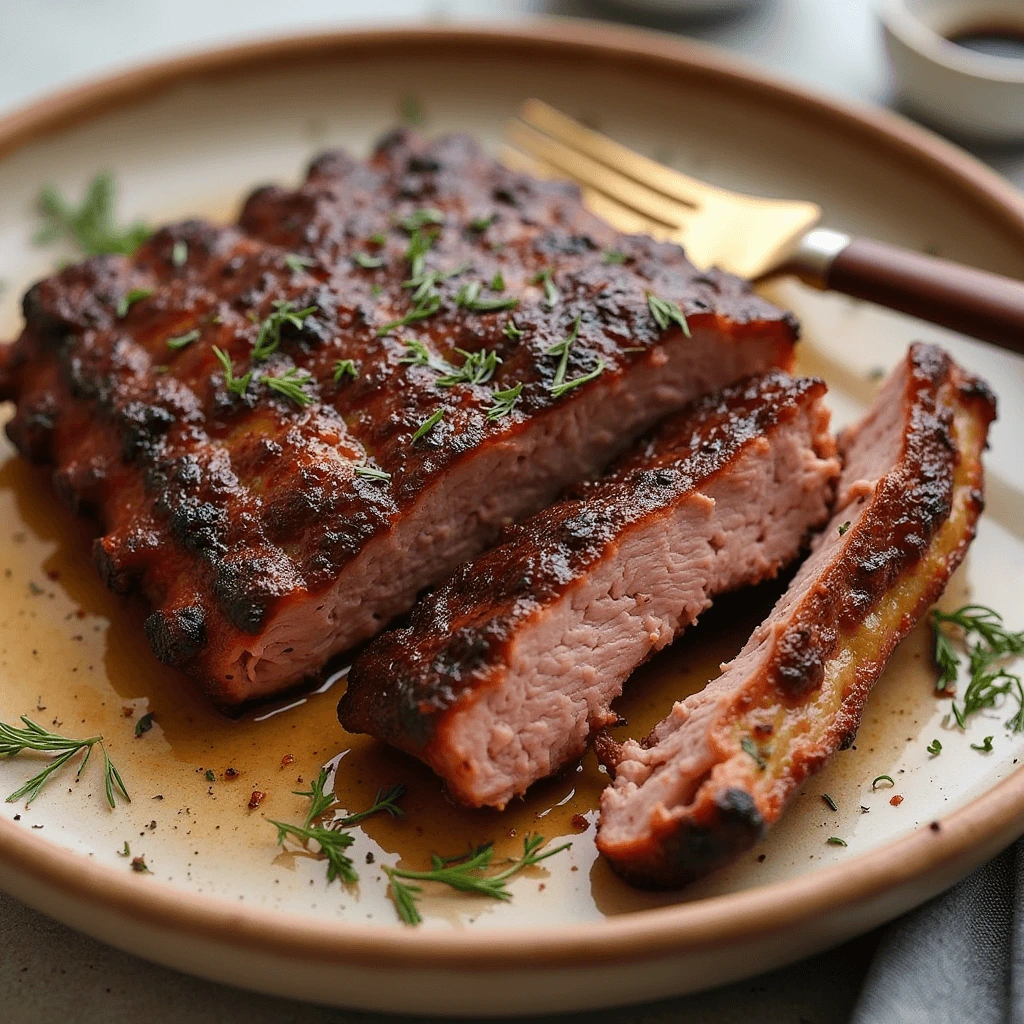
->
[503,99,1024,354]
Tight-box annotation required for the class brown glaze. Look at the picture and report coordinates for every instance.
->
[340,371,827,753]
[0,130,797,703]
[597,343,997,888]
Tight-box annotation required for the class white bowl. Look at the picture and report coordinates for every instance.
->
[879,0,1024,141]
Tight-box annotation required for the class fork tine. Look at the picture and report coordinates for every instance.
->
[498,144,673,238]
[519,99,718,208]
[506,121,691,231]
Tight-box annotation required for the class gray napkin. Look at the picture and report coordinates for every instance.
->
[851,841,1021,1024]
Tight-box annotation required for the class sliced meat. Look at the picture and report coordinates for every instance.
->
[597,342,997,888]
[340,371,839,808]
[0,130,798,704]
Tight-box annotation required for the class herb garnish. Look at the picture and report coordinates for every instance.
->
[436,348,501,387]
[368,232,387,247]
[34,173,150,256]
[601,250,628,265]
[822,793,838,812]
[489,272,505,292]
[926,738,942,756]
[284,253,315,274]
[412,408,444,443]
[167,329,201,351]
[532,269,559,308]
[268,768,404,885]
[352,252,386,269]
[503,318,524,340]
[0,716,130,808]
[486,381,523,421]
[741,736,767,770]
[334,359,358,383]
[212,346,252,398]
[134,713,154,739]
[400,209,444,233]
[471,214,496,231]
[972,736,994,752]
[838,521,851,536]
[871,775,894,789]
[354,464,391,483]
[551,360,605,399]
[116,288,152,317]
[377,295,442,336]
[931,605,1024,731]
[265,367,315,407]
[252,300,318,362]
[171,240,188,268]
[544,315,581,390]
[826,837,847,847]
[399,339,450,374]
[384,833,571,926]
[647,292,691,337]
[455,281,519,313]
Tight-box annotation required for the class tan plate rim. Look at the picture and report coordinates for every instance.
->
[1,17,1024,974]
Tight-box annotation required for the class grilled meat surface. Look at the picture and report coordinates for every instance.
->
[596,342,997,888]
[0,131,798,702]
[341,371,839,808]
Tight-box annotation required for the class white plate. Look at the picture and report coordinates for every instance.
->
[0,21,1023,1016]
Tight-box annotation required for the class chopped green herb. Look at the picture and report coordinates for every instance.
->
[871,775,894,789]
[284,253,316,273]
[368,232,387,247]
[378,293,442,336]
[34,173,150,257]
[436,348,502,388]
[119,842,131,857]
[205,769,215,783]
[264,367,314,407]
[116,288,152,318]
[503,318,524,340]
[354,464,391,483]
[212,346,252,398]
[647,292,691,337]
[334,359,358,383]
[741,736,767,770]
[926,738,942,756]
[400,209,444,233]
[268,768,405,885]
[822,793,838,812]
[411,408,444,443]
[403,226,439,281]
[826,837,847,847]
[971,735,994,752]
[398,339,451,374]
[0,716,130,808]
[252,300,318,362]
[384,833,571,926]
[601,250,628,265]
[544,315,581,389]
[489,272,505,292]
[134,713,154,739]
[486,381,523,421]
[532,269,559,308]
[352,252,385,269]
[167,329,201,351]
[551,359,605,399]
[838,521,851,536]
[471,214,496,231]
[455,280,519,312]
[171,240,188,268]
[371,284,383,297]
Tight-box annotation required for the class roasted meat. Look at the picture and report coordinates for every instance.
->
[340,371,839,808]
[0,131,798,703]
[596,343,996,888]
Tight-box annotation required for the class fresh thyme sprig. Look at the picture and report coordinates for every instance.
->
[252,300,318,362]
[264,367,314,407]
[116,288,152,318]
[377,293,442,337]
[455,281,519,313]
[932,604,1024,732]
[544,315,581,390]
[412,408,444,443]
[532,269,559,308]
[400,209,444,233]
[647,292,691,338]
[167,329,201,351]
[503,318,524,340]
[34,173,150,256]
[485,381,523,421]
[354,463,391,483]
[0,716,130,808]
[352,252,385,269]
[268,768,404,885]
[384,833,571,925]
[334,359,358,383]
[212,346,253,398]
[551,359,604,399]
[399,339,451,374]
[436,348,501,387]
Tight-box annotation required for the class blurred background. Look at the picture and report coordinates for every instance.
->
[1,1,1023,1022]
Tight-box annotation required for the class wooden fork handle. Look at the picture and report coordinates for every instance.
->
[804,233,1024,354]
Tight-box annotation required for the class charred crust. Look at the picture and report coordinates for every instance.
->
[593,730,624,774]
[144,606,206,667]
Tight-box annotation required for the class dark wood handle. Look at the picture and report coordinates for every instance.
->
[826,238,1024,355]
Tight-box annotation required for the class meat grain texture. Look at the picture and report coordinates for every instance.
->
[597,342,997,888]
[0,131,798,703]
[341,371,839,808]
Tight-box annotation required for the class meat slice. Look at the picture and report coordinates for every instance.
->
[597,342,997,888]
[340,371,839,808]
[0,131,797,704]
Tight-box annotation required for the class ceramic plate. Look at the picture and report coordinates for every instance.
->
[1,21,1023,1017]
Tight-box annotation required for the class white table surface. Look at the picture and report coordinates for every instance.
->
[1,2,1021,1022]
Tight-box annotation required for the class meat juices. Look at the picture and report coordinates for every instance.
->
[597,343,996,888]
[0,131,797,704]
[341,371,839,808]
